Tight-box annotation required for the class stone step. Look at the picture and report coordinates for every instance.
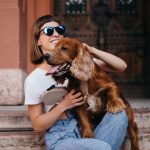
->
[0,131,45,150]
[0,128,149,150]
[0,104,150,130]
[129,98,150,130]
[0,99,149,149]
[0,106,32,130]
[134,108,150,129]
[121,128,150,150]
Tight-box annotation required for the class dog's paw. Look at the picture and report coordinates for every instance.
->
[106,98,126,113]
[82,131,94,138]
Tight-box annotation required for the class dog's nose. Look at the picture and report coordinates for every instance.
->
[44,53,50,60]
[43,53,51,65]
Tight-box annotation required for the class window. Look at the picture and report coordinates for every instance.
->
[65,0,87,14]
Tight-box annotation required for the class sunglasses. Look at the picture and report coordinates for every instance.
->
[40,25,65,36]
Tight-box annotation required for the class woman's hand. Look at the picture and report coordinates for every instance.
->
[82,43,127,72]
[82,43,94,55]
[58,89,84,111]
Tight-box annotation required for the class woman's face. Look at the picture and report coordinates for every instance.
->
[37,21,64,53]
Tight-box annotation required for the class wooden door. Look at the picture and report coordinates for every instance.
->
[52,0,149,96]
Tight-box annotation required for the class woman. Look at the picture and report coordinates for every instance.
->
[24,15,128,150]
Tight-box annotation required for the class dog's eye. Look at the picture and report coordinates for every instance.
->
[61,46,67,51]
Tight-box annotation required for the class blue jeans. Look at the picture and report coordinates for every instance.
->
[45,110,128,150]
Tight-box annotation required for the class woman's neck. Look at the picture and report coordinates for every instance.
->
[38,62,52,71]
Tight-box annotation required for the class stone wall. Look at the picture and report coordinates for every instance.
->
[0,0,27,105]
[0,69,27,105]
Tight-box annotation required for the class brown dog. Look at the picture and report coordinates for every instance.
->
[46,37,139,150]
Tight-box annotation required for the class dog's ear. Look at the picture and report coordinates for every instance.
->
[70,44,95,81]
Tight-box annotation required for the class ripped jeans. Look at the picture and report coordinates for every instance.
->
[45,110,128,150]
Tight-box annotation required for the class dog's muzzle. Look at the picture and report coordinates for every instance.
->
[46,63,71,77]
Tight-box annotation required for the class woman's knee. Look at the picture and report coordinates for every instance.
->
[94,110,128,139]
[98,110,128,129]
[111,110,128,126]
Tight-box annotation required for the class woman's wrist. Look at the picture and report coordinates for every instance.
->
[56,102,66,113]
[86,44,102,56]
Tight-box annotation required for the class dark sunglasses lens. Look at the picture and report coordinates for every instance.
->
[44,27,53,36]
[55,26,65,35]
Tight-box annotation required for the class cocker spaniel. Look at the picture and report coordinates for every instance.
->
[46,37,139,150]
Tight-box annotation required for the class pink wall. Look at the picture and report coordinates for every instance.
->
[26,0,52,73]
[0,0,52,71]
[0,0,20,68]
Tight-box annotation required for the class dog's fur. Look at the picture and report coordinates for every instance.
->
[48,37,139,150]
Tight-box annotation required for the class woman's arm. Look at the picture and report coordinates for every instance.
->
[83,44,127,73]
[28,90,84,133]
[28,102,64,133]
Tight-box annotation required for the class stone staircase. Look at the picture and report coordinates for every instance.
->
[0,105,45,150]
[121,98,150,150]
[0,99,150,150]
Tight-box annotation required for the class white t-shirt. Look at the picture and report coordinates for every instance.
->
[24,68,68,111]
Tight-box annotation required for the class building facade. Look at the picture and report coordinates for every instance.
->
[0,0,150,105]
